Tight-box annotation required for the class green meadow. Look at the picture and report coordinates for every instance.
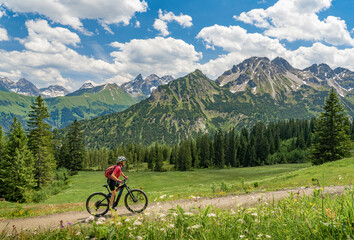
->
[0,158,352,219]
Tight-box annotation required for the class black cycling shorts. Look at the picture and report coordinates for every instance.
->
[107,178,121,191]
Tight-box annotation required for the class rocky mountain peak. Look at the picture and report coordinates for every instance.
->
[40,85,70,98]
[79,82,94,90]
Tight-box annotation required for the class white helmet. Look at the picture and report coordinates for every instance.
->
[117,156,127,164]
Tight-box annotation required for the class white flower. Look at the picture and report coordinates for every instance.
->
[96,221,103,225]
[85,216,95,223]
[251,212,258,216]
[230,209,236,215]
[237,219,244,223]
[258,233,263,237]
[158,213,166,218]
[266,235,271,238]
[76,232,81,236]
[136,236,143,240]
[160,228,166,232]
[255,219,260,223]
[133,220,142,226]
[144,212,150,216]
[169,195,174,198]
[116,222,122,226]
[240,235,244,238]
[184,212,193,216]
[191,195,196,198]
[207,213,216,217]
[187,224,201,230]
[167,224,175,229]
[160,194,166,199]
[98,217,106,222]
[171,213,178,217]
[125,218,131,222]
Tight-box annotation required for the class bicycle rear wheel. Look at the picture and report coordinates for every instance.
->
[124,189,148,213]
[86,192,109,217]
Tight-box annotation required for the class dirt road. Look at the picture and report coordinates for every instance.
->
[0,185,348,231]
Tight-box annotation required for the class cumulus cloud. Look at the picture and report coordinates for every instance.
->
[110,37,202,79]
[197,24,354,78]
[1,0,148,34]
[19,20,80,53]
[234,0,354,46]
[153,9,193,36]
[0,27,8,41]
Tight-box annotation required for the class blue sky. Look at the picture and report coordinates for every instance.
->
[0,0,353,91]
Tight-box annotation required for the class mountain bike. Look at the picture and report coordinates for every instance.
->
[86,178,148,217]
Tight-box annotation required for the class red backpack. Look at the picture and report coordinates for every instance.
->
[105,165,117,179]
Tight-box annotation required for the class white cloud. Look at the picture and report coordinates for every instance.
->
[197,24,354,78]
[0,27,8,41]
[135,20,141,28]
[110,37,202,79]
[1,0,148,33]
[19,20,80,53]
[153,9,193,36]
[234,0,354,46]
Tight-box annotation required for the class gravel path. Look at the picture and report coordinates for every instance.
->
[0,185,348,231]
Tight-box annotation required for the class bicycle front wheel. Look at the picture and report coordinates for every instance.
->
[86,192,109,217]
[125,189,148,213]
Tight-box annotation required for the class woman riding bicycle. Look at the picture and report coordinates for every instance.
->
[108,156,128,209]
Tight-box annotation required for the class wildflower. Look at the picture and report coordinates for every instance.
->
[160,195,166,199]
[294,199,297,202]
[310,203,313,206]
[76,232,81,236]
[251,212,258,217]
[98,217,106,222]
[230,209,236,215]
[67,222,72,226]
[187,224,201,230]
[266,235,271,238]
[184,212,193,216]
[144,212,150,216]
[255,219,260,223]
[125,218,131,223]
[207,213,216,217]
[338,175,343,180]
[133,220,142,226]
[240,235,244,238]
[116,222,122,226]
[320,188,323,191]
[171,213,178,217]
[160,228,166,233]
[137,236,143,240]
[158,213,166,218]
[258,233,263,237]
[167,224,175,229]
[85,216,95,223]
[96,221,103,225]
[169,195,174,198]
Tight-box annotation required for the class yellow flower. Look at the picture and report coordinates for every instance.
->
[320,188,323,191]
[310,203,313,206]
[293,199,297,202]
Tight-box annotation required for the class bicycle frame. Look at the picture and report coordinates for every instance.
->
[104,179,138,208]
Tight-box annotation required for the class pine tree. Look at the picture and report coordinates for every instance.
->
[27,96,56,188]
[310,89,351,165]
[66,119,85,172]
[154,143,163,172]
[214,130,224,168]
[226,128,237,167]
[0,118,35,202]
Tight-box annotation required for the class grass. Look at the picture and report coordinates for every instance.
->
[2,186,353,239]
[0,158,353,219]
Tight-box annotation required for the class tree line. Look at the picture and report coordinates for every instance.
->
[81,89,352,171]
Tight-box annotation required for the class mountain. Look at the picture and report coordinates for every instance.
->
[121,74,174,96]
[77,58,354,148]
[217,57,353,98]
[40,85,70,98]
[0,83,139,131]
[0,77,70,98]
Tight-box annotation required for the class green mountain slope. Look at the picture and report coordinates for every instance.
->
[79,70,353,148]
[0,84,138,131]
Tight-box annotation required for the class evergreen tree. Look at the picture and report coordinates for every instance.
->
[154,143,164,172]
[310,89,351,165]
[27,96,56,187]
[214,129,224,168]
[178,140,192,171]
[226,128,237,167]
[199,133,211,168]
[66,119,85,172]
[0,118,35,202]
